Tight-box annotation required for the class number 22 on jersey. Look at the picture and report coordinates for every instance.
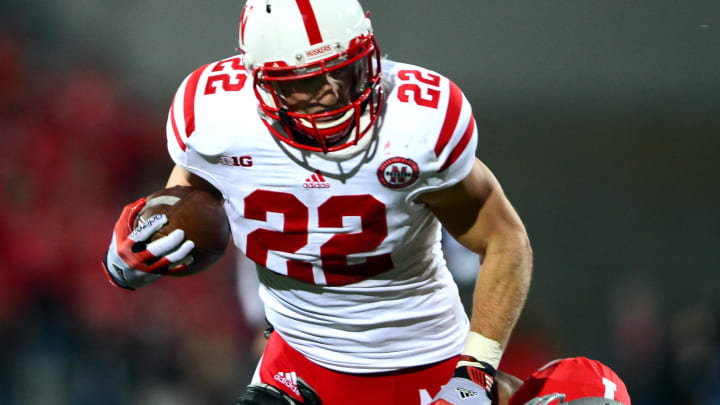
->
[397,69,442,109]
[244,190,394,286]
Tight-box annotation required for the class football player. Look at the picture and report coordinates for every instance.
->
[234,356,631,405]
[102,0,533,403]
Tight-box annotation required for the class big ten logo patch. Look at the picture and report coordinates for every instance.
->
[219,155,253,167]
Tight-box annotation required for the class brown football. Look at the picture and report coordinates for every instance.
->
[134,185,231,276]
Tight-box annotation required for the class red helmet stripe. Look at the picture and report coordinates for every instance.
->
[434,80,463,157]
[439,114,475,172]
[295,0,324,45]
[170,100,186,151]
[183,64,210,138]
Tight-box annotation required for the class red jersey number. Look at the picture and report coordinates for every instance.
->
[397,69,442,109]
[204,74,247,94]
[244,190,394,286]
[244,190,313,283]
[204,57,247,95]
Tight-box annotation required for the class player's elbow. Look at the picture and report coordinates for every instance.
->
[518,230,533,279]
[516,226,532,262]
[497,216,531,251]
[490,224,533,276]
[509,227,533,269]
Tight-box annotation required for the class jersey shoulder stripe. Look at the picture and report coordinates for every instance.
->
[169,99,185,151]
[183,63,210,138]
[439,114,475,172]
[433,80,464,157]
[169,63,212,151]
[166,55,254,193]
[167,55,251,159]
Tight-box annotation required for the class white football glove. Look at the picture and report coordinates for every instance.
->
[431,357,496,405]
[102,198,194,289]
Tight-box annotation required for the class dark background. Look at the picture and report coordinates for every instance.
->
[1,1,718,404]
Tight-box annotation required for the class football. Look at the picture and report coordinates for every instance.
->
[134,185,231,276]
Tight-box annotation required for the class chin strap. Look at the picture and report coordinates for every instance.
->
[278,108,296,139]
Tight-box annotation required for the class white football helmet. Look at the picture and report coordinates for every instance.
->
[238,0,383,153]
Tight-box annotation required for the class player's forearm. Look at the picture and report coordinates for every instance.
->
[469,230,532,349]
[435,241,530,405]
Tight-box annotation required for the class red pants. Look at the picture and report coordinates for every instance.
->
[257,332,459,405]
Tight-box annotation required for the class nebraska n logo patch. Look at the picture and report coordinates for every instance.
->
[377,157,419,189]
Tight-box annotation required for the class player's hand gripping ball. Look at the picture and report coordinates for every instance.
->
[134,185,231,276]
[102,186,230,289]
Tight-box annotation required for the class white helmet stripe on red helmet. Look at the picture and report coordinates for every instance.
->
[294,0,324,45]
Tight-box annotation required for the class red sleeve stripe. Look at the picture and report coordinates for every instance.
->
[434,80,463,157]
[183,64,210,138]
[439,114,475,172]
[295,0,323,45]
[170,99,186,151]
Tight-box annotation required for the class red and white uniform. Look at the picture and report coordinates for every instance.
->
[166,56,478,374]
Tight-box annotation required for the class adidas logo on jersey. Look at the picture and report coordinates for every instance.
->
[273,371,300,396]
[303,170,330,189]
[456,387,479,399]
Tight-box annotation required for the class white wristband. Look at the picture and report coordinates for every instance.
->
[459,331,503,370]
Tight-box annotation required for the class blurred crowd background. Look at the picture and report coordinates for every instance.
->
[1,1,719,404]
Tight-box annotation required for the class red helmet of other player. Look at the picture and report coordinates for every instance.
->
[238,0,383,154]
[509,357,631,405]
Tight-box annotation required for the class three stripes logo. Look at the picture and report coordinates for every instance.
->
[304,170,330,189]
[468,367,494,392]
[273,371,300,396]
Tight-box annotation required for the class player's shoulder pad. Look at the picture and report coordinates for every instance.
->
[381,61,477,203]
[166,55,252,155]
[384,60,477,171]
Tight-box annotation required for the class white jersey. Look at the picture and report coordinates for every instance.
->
[166,56,478,373]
